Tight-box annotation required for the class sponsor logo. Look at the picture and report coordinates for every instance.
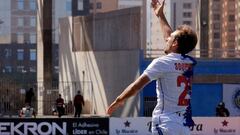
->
[72,122,108,135]
[213,120,236,135]
[189,123,203,132]
[0,122,66,135]
[72,122,99,128]
[233,88,240,109]
[115,120,138,135]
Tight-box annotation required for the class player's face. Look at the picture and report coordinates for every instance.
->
[164,30,179,54]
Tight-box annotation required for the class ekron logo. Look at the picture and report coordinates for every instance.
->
[0,122,67,135]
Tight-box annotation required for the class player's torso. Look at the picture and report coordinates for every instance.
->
[153,54,194,115]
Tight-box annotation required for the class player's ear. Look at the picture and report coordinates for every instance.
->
[172,40,178,47]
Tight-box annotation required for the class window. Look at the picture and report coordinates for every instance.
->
[78,0,83,11]
[89,3,93,9]
[4,66,12,73]
[30,33,36,43]
[183,3,191,9]
[17,0,24,10]
[228,27,235,32]
[4,49,12,58]
[30,16,36,27]
[54,66,59,73]
[212,4,220,11]
[213,14,220,20]
[29,0,36,10]
[17,49,24,60]
[213,33,220,39]
[213,42,220,48]
[17,32,24,44]
[228,15,235,22]
[30,49,36,61]
[213,23,220,29]
[17,66,25,73]
[183,12,192,18]
[17,17,24,27]
[66,1,72,12]
[30,66,36,72]
[96,2,102,9]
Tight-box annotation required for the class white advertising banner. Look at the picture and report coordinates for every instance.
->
[110,117,240,135]
[191,117,240,135]
[223,84,240,116]
[110,117,152,135]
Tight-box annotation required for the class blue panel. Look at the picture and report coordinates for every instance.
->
[194,59,240,75]
[191,84,222,116]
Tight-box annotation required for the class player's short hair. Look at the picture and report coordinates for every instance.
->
[175,25,198,54]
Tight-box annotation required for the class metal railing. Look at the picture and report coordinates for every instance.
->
[0,81,94,117]
[144,48,240,59]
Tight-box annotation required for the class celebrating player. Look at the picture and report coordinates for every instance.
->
[107,0,198,135]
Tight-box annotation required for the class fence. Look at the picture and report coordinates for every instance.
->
[144,48,240,59]
[0,81,93,117]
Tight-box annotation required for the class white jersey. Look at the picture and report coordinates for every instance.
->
[143,53,196,117]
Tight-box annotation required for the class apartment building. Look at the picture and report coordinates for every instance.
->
[209,0,239,58]
[0,0,91,84]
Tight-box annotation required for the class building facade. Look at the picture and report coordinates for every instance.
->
[208,0,239,58]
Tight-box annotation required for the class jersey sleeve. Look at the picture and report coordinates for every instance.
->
[143,58,167,81]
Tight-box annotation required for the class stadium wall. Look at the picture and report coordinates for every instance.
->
[59,7,142,116]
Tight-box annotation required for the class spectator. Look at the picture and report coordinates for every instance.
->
[56,94,64,118]
[216,101,230,117]
[74,91,85,117]
[25,88,34,106]
[19,103,36,118]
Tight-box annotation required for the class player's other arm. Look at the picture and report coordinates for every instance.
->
[152,0,172,41]
[107,74,150,115]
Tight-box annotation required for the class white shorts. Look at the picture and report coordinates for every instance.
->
[151,113,190,135]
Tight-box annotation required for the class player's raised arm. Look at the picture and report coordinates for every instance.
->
[106,74,150,115]
[152,0,172,41]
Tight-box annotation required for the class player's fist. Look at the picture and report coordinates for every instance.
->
[151,0,165,17]
[151,0,159,8]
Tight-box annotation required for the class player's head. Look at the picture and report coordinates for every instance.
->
[175,25,197,54]
[165,25,197,54]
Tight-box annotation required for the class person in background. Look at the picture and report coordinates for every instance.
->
[56,94,65,118]
[19,103,36,118]
[25,88,34,106]
[216,101,230,117]
[74,90,85,117]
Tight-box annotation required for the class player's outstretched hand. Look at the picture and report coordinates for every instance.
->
[151,0,165,17]
[106,99,124,116]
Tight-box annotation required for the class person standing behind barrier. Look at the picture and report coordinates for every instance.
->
[56,94,64,118]
[107,0,198,135]
[216,101,230,117]
[25,88,34,106]
[74,90,85,117]
[19,103,36,118]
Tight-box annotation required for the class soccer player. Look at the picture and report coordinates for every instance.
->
[107,0,198,135]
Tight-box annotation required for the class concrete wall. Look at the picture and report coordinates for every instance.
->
[59,7,142,116]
